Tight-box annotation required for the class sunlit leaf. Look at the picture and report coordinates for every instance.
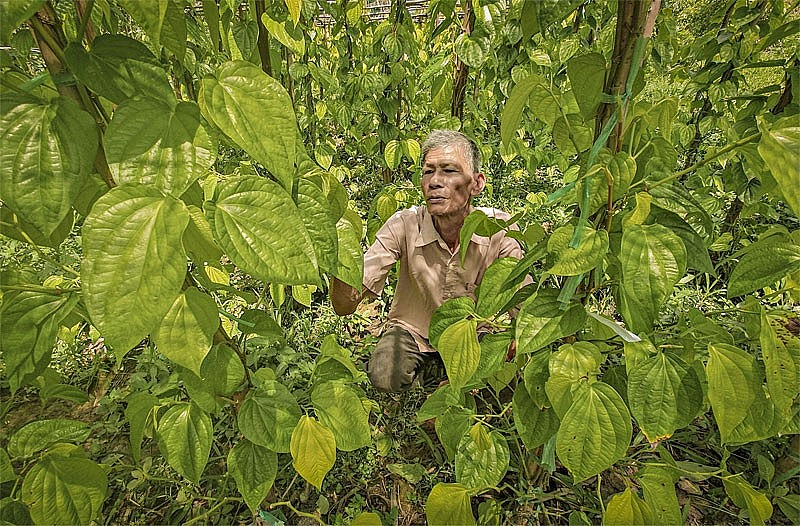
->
[438,318,480,391]
[238,380,302,453]
[516,289,587,354]
[8,419,90,458]
[153,288,219,376]
[603,487,651,525]
[455,428,509,490]
[228,440,277,513]
[312,381,371,451]
[290,415,335,490]
[547,225,608,276]
[156,402,212,483]
[723,473,773,526]
[425,483,475,526]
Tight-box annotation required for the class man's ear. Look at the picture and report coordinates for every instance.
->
[472,172,486,196]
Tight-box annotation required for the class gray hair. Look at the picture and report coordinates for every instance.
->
[421,130,482,174]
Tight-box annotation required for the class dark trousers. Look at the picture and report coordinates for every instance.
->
[366,326,441,393]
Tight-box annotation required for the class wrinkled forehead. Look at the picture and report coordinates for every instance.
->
[422,144,473,170]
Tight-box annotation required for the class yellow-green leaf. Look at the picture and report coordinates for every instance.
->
[425,483,475,526]
[153,288,219,376]
[603,487,651,525]
[290,415,336,490]
[438,318,480,391]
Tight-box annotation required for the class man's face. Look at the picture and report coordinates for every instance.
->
[421,145,485,220]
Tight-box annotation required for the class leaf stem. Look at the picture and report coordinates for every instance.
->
[75,0,95,44]
[641,132,761,190]
[28,17,68,64]
[183,497,241,525]
[269,501,325,525]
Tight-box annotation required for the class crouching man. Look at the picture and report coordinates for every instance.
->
[331,130,523,392]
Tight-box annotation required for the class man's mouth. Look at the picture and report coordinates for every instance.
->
[427,196,446,203]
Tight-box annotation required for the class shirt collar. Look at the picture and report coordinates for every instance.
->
[415,206,491,249]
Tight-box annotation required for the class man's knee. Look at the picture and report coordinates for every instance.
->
[367,327,421,393]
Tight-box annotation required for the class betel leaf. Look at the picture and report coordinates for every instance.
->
[603,487,652,526]
[649,207,715,275]
[706,343,760,444]
[549,341,604,379]
[417,384,461,422]
[547,225,608,276]
[153,288,219,376]
[351,512,382,526]
[425,483,476,526]
[8,419,90,458]
[501,75,543,147]
[638,464,681,525]
[0,449,14,483]
[515,289,587,354]
[0,0,45,43]
[552,113,593,156]
[228,439,277,514]
[290,415,336,490]
[181,344,246,413]
[723,473,774,526]
[157,402,212,483]
[199,61,296,190]
[566,53,606,120]
[238,380,302,453]
[513,382,560,448]
[105,98,216,197]
[296,178,338,273]
[436,406,473,462]
[438,318,481,391]
[118,0,185,60]
[125,391,159,463]
[206,176,319,285]
[476,258,524,317]
[311,381,371,451]
[556,382,632,482]
[760,311,798,413]
[727,239,800,297]
[333,208,364,291]
[757,117,800,218]
[455,429,509,490]
[627,352,704,443]
[21,454,107,526]
[82,184,189,356]
[617,224,686,334]
[0,95,97,239]
[63,35,174,104]
[429,297,476,348]
[0,291,79,393]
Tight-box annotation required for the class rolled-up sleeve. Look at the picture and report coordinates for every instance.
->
[363,214,405,296]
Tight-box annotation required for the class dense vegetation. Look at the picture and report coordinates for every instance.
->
[0,0,798,524]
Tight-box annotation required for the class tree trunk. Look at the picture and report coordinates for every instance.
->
[451,0,473,121]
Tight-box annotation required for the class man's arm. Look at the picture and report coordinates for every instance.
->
[330,277,377,315]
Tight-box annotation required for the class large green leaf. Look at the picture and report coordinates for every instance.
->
[760,311,798,413]
[546,342,604,417]
[425,483,475,526]
[311,381,371,451]
[0,95,97,238]
[547,225,608,276]
[181,344,246,413]
[757,117,800,218]
[501,75,543,147]
[627,352,704,442]
[649,207,715,275]
[0,291,79,392]
[290,415,336,490]
[515,289,587,354]
[63,35,174,104]
[156,402,212,483]
[723,473,773,526]
[82,184,189,355]
[296,178,338,273]
[153,288,219,376]
[105,98,216,197]
[436,406,473,461]
[199,61,296,190]
[238,380,302,453]
[118,0,185,60]
[617,224,686,333]
[429,297,476,348]
[513,383,560,448]
[476,258,524,317]
[0,0,44,43]
[556,382,632,482]
[438,318,481,391]
[455,428,509,490]
[21,454,107,526]
[8,419,90,458]
[333,208,364,291]
[567,53,606,120]
[553,113,593,155]
[206,176,319,285]
[603,487,652,525]
[125,391,159,463]
[728,239,800,297]
[228,440,277,513]
[638,464,681,525]
[706,343,760,443]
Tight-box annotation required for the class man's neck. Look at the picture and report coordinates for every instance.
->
[432,207,471,252]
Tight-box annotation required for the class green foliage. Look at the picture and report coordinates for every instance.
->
[0,0,798,523]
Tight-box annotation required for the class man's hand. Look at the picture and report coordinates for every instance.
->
[330,277,362,315]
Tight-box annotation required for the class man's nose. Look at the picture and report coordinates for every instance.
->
[427,170,444,187]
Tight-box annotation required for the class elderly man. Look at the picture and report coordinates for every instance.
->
[331,130,523,392]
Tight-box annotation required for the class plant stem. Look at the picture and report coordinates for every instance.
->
[75,0,95,44]
[269,501,325,525]
[29,16,68,64]
[183,497,241,525]
[641,132,761,190]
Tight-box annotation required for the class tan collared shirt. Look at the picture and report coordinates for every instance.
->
[363,205,523,353]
